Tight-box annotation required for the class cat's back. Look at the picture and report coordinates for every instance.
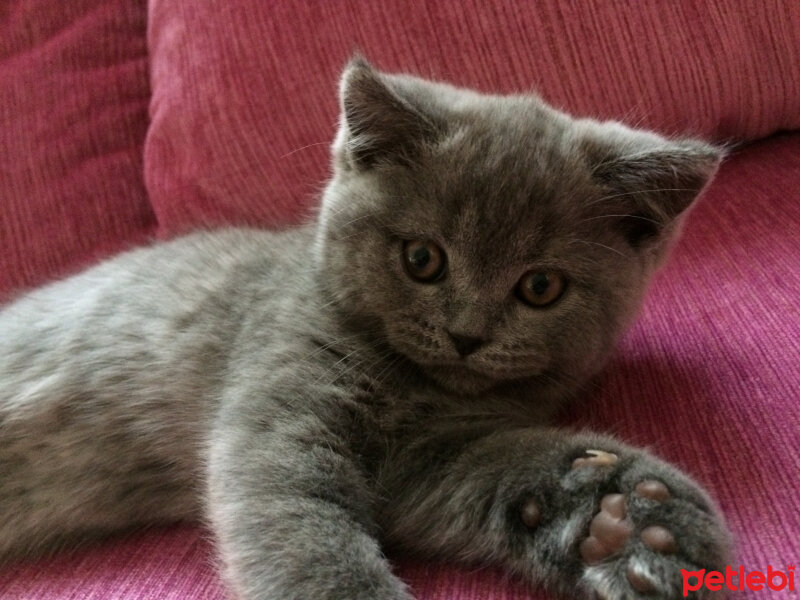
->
[0,226,314,416]
[1,226,310,321]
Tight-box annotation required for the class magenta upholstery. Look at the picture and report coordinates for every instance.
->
[144,0,800,234]
[0,0,155,295]
[1,1,798,598]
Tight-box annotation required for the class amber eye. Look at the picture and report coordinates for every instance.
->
[516,271,566,307]
[403,240,447,282]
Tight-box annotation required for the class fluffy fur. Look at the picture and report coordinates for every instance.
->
[0,59,730,599]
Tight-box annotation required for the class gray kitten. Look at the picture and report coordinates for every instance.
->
[0,59,730,600]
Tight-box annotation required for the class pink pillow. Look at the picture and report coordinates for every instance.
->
[0,0,155,297]
[145,0,800,234]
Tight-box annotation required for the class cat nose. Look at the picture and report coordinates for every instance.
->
[447,331,487,357]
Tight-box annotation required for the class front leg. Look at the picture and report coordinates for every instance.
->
[206,381,411,600]
[379,422,731,599]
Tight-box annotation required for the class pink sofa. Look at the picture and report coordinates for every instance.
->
[1,1,798,598]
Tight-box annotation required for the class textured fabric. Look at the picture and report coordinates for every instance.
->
[145,0,800,234]
[0,0,155,297]
[1,133,798,599]
[0,526,225,600]
[1,0,799,598]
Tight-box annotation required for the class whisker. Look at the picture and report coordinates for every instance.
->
[585,188,696,208]
[569,239,629,258]
[279,141,329,158]
[578,214,660,225]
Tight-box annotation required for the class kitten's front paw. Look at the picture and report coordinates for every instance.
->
[522,447,731,599]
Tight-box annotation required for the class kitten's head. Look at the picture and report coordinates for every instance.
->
[315,58,721,397]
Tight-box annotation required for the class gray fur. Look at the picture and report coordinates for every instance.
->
[0,59,729,599]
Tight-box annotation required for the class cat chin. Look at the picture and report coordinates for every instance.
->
[422,364,519,395]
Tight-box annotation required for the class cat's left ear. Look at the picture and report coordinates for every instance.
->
[335,57,443,169]
[586,136,724,247]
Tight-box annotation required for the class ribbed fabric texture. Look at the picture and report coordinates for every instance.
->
[0,526,225,600]
[1,1,799,599]
[0,0,156,296]
[145,0,800,234]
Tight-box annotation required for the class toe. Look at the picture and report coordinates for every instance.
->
[581,493,634,565]
[600,493,626,518]
[520,499,541,528]
[580,536,611,565]
[589,511,632,551]
[634,480,671,502]
[641,525,678,554]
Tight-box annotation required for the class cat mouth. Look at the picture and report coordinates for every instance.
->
[419,361,545,394]
[409,352,545,382]
[385,331,545,382]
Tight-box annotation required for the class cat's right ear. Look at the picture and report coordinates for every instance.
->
[336,57,441,169]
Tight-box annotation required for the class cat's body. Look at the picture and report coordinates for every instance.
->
[1,60,730,599]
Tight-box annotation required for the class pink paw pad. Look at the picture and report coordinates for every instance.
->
[641,525,678,554]
[579,478,678,590]
[521,499,541,529]
[579,493,632,565]
[635,480,671,502]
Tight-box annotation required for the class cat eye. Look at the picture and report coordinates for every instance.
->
[516,271,566,307]
[403,240,447,282]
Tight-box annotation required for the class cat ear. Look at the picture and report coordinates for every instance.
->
[587,138,724,247]
[337,57,442,169]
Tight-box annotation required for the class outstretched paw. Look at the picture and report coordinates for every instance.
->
[574,451,729,599]
[519,446,730,599]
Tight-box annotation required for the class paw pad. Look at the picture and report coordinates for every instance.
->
[580,485,678,568]
[521,499,541,528]
[635,480,670,502]
[579,493,632,565]
[572,461,728,600]
[641,525,677,554]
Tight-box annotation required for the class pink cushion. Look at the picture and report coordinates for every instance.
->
[144,0,800,234]
[2,1,799,598]
[3,133,798,599]
[0,0,155,296]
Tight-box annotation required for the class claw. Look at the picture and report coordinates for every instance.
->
[572,449,619,469]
